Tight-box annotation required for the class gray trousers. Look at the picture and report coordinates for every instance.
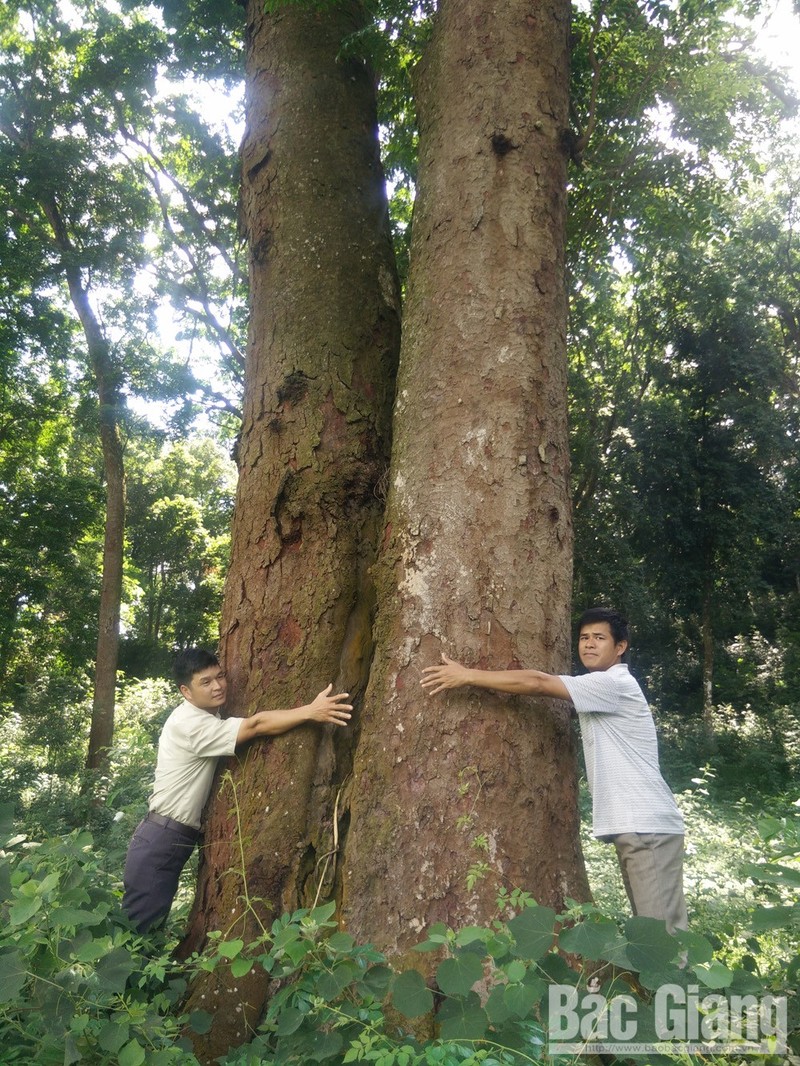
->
[122,815,199,933]
[612,832,689,934]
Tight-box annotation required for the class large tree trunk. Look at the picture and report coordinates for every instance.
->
[340,0,590,961]
[178,1,401,1058]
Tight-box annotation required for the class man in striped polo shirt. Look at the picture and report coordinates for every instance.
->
[421,606,687,933]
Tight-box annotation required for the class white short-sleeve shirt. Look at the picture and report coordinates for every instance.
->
[148,701,242,829]
[558,664,684,838]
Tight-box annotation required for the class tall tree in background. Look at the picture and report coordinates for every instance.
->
[0,2,159,772]
[179,2,402,1053]
[0,0,245,771]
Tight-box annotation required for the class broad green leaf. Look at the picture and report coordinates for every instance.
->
[275,1007,306,1036]
[623,916,679,971]
[326,931,356,953]
[315,960,361,1000]
[454,926,491,946]
[52,907,106,930]
[751,904,800,931]
[309,900,337,924]
[119,1039,146,1066]
[217,938,244,959]
[742,862,800,888]
[436,990,488,1041]
[504,980,541,1019]
[693,960,733,989]
[391,969,434,1018]
[361,964,393,997]
[559,917,624,961]
[8,895,42,926]
[74,936,113,963]
[485,984,512,1025]
[188,1010,214,1035]
[36,871,60,896]
[0,951,27,1004]
[95,946,135,994]
[505,959,526,983]
[99,1019,130,1052]
[508,905,556,960]
[673,928,714,964]
[230,956,254,978]
[436,952,484,996]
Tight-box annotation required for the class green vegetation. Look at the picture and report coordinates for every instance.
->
[0,697,796,1063]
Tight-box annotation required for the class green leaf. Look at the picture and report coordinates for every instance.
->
[504,959,526,983]
[217,938,244,959]
[436,952,484,996]
[508,905,556,960]
[391,969,434,1018]
[673,928,714,964]
[119,1039,146,1066]
[99,1019,130,1052]
[316,960,361,1000]
[0,951,27,1004]
[623,916,679,971]
[692,960,733,989]
[504,980,541,1019]
[230,956,254,978]
[8,895,42,926]
[436,991,488,1041]
[72,936,112,964]
[309,900,337,924]
[53,907,106,930]
[559,917,624,961]
[275,1006,307,1036]
[742,862,800,888]
[454,925,491,946]
[188,1010,214,1035]
[751,904,800,931]
[484,984,512,1025]
[95,946,135,994]
[361,963,393,997]
[327,931,356,953]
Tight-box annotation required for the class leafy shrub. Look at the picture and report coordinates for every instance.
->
[0,806,199,1064]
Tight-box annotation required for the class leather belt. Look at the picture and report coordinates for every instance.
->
[146,811,200,838]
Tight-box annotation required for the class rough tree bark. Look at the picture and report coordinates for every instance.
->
[178,1,401,1058]
[340,0,590,960]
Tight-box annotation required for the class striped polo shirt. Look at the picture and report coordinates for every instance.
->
[558,664,684,839]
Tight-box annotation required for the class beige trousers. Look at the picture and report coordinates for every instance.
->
[612,832,689,934]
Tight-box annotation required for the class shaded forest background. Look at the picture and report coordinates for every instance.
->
[1,0,798,816]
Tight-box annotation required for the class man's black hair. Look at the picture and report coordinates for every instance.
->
[173,647,220,688]
[578,607,629,647]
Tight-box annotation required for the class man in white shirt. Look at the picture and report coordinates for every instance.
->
[122,647,352,932]
[421,607,688,933]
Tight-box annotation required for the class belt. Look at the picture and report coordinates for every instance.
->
[146,811,200,838]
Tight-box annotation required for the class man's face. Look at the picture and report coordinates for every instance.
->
[578,621,627,672]
[180,666,228,711]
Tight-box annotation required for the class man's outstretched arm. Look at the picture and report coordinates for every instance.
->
[421,653,570,700]
[236,684,352,745]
